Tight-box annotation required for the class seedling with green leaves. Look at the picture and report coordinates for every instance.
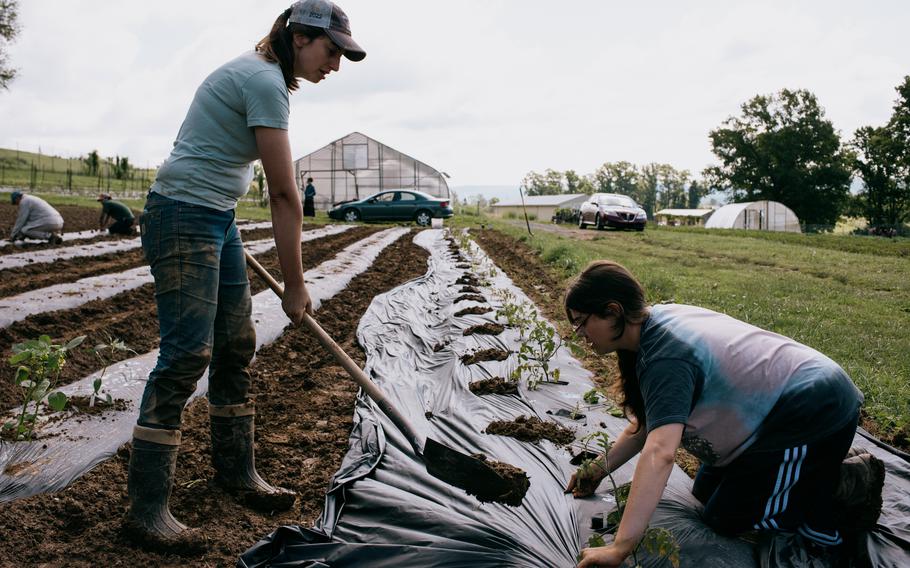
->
[492,289,537,340]
[3,335,85,440]
[578,430,681,568]
[89,335,136,407]
[510,316,565,389]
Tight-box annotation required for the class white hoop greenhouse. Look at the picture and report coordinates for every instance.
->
[704,200,801,233]
[292,132,450,210]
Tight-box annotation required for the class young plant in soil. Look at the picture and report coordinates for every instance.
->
[492,289,536,340]
[87,335,136,407]
[579,431,681,568]
[510,316,566,389]
[3,335,85,440]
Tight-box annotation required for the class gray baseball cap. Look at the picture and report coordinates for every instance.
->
[289,0,366,62]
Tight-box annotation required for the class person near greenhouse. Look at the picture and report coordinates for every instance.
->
[303,176,316,217]
[564,260,884,568]
[96,193,137,235]
[125,0,365,551]
[8,191,64,244]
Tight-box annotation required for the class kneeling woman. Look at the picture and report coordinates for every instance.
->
[564,261,879,568]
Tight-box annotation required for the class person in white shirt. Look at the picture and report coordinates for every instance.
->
[9,191,64,244]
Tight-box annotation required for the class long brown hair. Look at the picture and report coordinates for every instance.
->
[565,260,649,431]
[255,8,326,92]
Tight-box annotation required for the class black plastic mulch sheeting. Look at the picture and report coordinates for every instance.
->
[240,230,910,568]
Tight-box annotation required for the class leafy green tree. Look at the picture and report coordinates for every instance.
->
[705,89,852,229]
[687,179,706,209]
[851,126,907,228]
[850,77,910,230]
[565,169,595,194]
[84,150,100,176]
[0,0,19,90]
[657,164,690,209]
[635,163,659,218]
[593,161,639,196]
[111,155,131,180]
[522,169,564,195]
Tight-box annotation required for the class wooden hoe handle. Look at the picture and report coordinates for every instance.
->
[243,250,425,454]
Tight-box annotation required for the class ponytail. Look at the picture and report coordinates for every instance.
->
[255,9,326,92]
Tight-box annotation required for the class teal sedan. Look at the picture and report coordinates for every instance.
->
[328,190,454,226]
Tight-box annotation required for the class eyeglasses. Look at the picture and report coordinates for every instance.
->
[572,313,592,336]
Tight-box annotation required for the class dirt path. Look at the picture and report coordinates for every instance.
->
[0,229,429,567]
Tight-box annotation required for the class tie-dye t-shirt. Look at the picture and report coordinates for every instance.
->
[637,304,862,467]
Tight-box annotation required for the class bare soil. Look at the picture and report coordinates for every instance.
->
[0,228,276,298]
[467,455,530,507]
[0,229,429,567]
[454,293,486,304]
[453,306,491,317]
[485,415,576,445]
[468,377,519,396]
[460,348,510,365]
[0,225,380,413]
[462,322,505,336]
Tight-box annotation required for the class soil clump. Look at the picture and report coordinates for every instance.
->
[485,415,575,445]
[468,377,519,396]
[462,322,505,336]
[453,306,492,317]
[460,348,510,365]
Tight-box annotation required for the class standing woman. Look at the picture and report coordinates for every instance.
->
[304,176,317,217]
[126,0,365,549]
[564,261,883,567]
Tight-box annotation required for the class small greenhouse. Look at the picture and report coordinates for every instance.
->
[704,200,801,233]
[292,132,450,210]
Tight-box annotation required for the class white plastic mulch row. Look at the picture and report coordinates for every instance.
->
[0,225,353,329]
[0,229,98,248]
[0,227,410,503]
[0,221,274,272]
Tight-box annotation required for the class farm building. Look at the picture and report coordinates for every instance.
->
[655,208,715,227]
[490,193,587,221]
[292,132,450,210]
[704,200,801,233]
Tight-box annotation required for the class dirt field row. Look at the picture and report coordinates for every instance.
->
[0,207,428,566]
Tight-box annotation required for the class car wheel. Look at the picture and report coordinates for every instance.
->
[595,214,605,230]
[415,209,432,226]
[343,209,361,222]
[578,215,586,229]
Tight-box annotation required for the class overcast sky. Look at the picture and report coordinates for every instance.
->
[1,0,908,190]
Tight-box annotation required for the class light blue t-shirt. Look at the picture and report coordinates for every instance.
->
[151,51,289,211]
[637,304,862,466]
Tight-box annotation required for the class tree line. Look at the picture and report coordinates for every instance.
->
[523,76,910,232]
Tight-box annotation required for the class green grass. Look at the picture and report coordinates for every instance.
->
[0,148,157,194]
[451,215,910,439]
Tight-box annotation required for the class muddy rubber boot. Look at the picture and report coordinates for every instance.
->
[210,402,297,512]
[833,452,886,534]
[124,426,206,554]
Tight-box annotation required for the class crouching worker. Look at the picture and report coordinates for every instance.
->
[9,191,64,244]
[124,0,366,552]
[565,260,884,568]
[97,194,137,235]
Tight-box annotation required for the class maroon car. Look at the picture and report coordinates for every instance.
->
[578,193,647,231]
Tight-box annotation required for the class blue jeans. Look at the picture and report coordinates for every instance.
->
[138,193,256,429]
